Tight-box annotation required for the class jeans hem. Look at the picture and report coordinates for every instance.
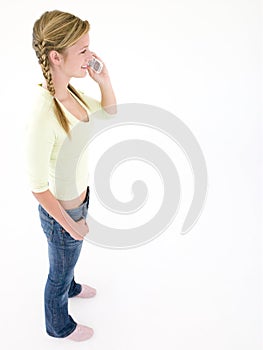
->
[46,323,77,339]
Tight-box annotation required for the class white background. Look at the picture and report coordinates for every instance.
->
[0,0,262,349]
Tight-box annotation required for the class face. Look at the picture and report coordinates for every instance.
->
[52,32,93,78]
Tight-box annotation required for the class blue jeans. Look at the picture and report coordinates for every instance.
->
[38,187,90,338]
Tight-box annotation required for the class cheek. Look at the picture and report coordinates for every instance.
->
[67,60,81,72]
[86,50,93,60]
[63,54,81,69]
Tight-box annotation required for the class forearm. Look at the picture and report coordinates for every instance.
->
[99,79,117,114]
[33,189,87,240]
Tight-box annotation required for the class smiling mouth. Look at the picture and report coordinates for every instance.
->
[81,65,88,69]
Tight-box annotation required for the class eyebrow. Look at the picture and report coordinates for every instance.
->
[80,45,89,50]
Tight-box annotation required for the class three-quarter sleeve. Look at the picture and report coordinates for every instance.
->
[25,108,56,193]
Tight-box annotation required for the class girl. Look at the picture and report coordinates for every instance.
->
[26,10,116,342]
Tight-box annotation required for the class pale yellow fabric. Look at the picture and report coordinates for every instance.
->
[25,85,110,200]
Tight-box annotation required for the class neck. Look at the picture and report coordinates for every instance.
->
[49,67,71,101]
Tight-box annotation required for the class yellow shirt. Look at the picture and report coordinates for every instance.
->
[25,85,109,200]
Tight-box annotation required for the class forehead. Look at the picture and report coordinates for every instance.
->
[68,32,90,51]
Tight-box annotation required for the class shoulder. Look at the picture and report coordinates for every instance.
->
[26,85,58,130]
[32,85,54,119]
[24,85,63,145]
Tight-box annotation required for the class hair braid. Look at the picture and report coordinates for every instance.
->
[36,40,55,96]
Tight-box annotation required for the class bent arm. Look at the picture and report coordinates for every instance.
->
[33,189,88,240]
[86,52,117,115]
[99,79,117,115]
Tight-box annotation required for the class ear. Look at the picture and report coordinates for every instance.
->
[48,50,63,66]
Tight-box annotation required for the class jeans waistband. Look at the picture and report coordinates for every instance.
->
[65,186,89,220]
[39,187,90,223]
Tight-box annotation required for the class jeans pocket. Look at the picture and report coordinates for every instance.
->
[55,215,81,240]
[38,206,54,241]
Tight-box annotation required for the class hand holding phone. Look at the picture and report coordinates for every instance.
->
[88,56,103,74]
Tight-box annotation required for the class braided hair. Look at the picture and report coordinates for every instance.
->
[32,10,90,134]
[34,40,55,96]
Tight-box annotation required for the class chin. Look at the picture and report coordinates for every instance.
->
[80,69,88,77]
[72,70,87,79]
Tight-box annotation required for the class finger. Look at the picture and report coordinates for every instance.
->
[90,52,104,63]
[87,66,96,76]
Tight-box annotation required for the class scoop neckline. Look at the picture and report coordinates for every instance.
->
[38,84,91,124]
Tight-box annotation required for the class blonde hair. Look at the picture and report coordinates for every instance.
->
[32,10,90,134]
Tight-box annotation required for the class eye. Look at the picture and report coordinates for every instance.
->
[80,49,87,54]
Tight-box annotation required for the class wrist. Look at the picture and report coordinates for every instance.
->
[98,77,112,89]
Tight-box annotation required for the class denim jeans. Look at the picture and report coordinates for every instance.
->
[38,187,89,338]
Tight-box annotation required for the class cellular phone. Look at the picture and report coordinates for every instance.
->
[88,57,103,74]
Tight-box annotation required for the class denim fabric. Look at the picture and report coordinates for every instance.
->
[38,188,89,338]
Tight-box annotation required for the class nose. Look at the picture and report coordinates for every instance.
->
[85,49,93,61]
